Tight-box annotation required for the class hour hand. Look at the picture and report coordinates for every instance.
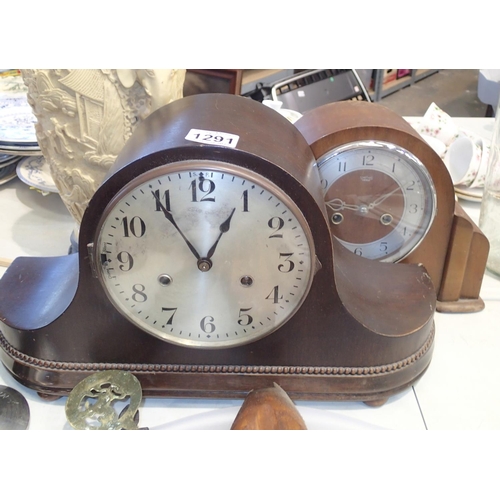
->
[206,208,236,260]
[326,198,360,211]
[151,190,201,260]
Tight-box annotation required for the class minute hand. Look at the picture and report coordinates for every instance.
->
[368,185,402,209]
[151,191,201,260]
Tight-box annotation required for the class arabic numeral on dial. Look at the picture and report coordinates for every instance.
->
[266,285,283,304]
[200,316,216,333]
[406,180,416,191]
[242,189,249,212]
[268,217,284,238]
[117,251,134,271]
[122,216,146,238]
[238,308,253,326]
[191,175,215,202]
[161,307,177,325]
[132,284,147,302]
[354,247,363,256]
[380,242,388,253]
[154,189,171,212]
[278,253,295,273]
[338,161,347,172]
[409,203,418,214]
[362,154,374,166]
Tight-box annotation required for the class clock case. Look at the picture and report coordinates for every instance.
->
[295,100,489,313]
[0,94,436,405]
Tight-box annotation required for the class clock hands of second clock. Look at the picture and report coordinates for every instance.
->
[326,184,403,216]
[326,198,361,211]
[367,185,403,210]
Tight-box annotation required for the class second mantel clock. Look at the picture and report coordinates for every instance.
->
[295,100,489,312]
[0,94,436,405]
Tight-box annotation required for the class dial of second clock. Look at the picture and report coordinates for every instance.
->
[318,142,436,262]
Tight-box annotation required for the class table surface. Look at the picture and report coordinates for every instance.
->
[0,117,499,430]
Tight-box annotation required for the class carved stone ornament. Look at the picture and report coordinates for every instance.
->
[21,69,186,224]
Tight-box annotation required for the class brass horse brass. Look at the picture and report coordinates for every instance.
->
[65,371,143,430]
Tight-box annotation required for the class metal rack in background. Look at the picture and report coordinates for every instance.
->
[268,69,371,113]
[370,69,439,102]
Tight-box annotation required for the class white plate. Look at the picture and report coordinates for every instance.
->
[0,154,21,167]
[0,74,38,144]
[0,101,38,144]
[0,146,40,156]
[278,108,302,123]
[0,72,28,94]
[16,156,57,193]
[0,169,17,186]
[455,185,483,202]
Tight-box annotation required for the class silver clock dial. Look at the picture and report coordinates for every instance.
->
[318,140,436,262]
[95,161,315,348]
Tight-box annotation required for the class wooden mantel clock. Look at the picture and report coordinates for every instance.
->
[0,94,437,406]
[294,100,489,313]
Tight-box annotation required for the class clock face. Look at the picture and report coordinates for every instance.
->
[94,160,315,349]
[318,140,436,262]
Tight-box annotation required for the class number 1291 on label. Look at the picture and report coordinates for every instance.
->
[185,128,240,148]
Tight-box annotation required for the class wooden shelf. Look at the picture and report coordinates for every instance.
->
[242,69,282,86]
[240,69,295,95]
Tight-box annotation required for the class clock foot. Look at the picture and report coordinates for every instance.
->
[364,397,388,407]
[37,392,62,401]
[436,297,485,313]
